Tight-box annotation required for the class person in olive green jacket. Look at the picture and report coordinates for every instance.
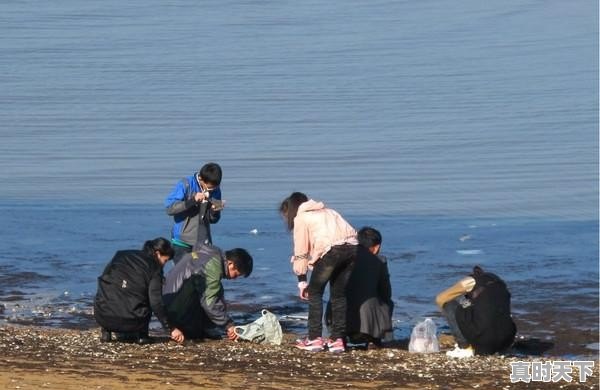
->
[162,243,253,341]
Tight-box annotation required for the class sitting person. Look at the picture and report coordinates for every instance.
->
[326,226,394,348]
[162,243,253,341]
[436,265,517,358]
[345,227,394,347]
[94,237,184,344]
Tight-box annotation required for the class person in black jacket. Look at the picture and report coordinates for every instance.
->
[94,237,184,344]
[326,227,394,348]
[346,227,394,347]
[436,266,517,358]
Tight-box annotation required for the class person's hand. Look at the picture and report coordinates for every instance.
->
[194,191,208,203]
[210,199,225,211]
[170,328,185,344]
[298,281,309,301]
[226,324,238,341]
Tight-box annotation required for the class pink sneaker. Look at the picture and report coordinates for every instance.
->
[327,338,346,353]
[295,337,325,352]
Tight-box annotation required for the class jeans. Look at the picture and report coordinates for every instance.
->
[442,299,469,348]
[307,244,357,340]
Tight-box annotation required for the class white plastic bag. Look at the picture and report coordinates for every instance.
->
[408,318,439,353]
[234,309,283,345]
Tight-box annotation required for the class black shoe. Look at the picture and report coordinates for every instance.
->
[100,328,112,342]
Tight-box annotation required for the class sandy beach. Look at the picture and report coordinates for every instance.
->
[0,325,597,390]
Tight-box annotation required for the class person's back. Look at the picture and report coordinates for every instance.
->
[162,244,253,340]
[455,268,516,355]
[346,227,393,344]
[345,245,393,343]
[95,249,159,332]
[437,265,516,357]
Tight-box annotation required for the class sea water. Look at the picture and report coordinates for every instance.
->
[0,0,597,357]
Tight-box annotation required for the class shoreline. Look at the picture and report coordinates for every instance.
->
[0,325,597,390]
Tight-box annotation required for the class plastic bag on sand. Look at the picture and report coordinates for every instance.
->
[234,309,283,345]
[408,318,439,353]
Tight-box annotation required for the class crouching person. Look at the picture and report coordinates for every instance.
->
[162,244,253,341]
[94,237,185,344]
[436,265,516,358]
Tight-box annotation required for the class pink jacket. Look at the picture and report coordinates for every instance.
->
[291,199,358,275]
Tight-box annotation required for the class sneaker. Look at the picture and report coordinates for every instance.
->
[446,344,474,358]
[327,338,346,353]
[295,337,325,352]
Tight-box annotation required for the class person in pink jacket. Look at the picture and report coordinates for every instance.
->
[279,192,359,353]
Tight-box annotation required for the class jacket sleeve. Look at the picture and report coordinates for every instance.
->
[165,178,198,216]
[197,257,232,327]
[378,261,393,305]
[435,277,474,309]
[148,270,171,331]
[292,215,310,260]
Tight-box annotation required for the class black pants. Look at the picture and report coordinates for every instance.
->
[164,277,213,339]
[442,299,470,348]
[307,244,357,340]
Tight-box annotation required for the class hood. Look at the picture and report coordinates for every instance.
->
[298,199,325,212]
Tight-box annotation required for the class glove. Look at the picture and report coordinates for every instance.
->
[297,281,309,300]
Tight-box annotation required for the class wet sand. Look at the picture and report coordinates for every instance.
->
[0,325,597,390]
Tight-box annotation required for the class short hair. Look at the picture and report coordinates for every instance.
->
[142,237,175,259]
[357,226,382,249]
[225,248,253,278]
[279,192,309,231]
[199,163,222,186]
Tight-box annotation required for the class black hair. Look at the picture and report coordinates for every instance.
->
[279,192,309,231]
[225,248,253,278]
[357,226,382,248]
[142,237,174,259]
[199,162,222,186]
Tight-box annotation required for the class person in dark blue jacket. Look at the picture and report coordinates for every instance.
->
[165,162,224,264]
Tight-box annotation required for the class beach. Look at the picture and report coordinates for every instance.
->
[0,325,597,390]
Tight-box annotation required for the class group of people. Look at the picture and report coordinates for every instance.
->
[94,162,517,357]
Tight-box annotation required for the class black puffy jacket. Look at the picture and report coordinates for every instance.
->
[94,250,171,333]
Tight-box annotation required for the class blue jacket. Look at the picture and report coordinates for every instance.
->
[165,174,222,247]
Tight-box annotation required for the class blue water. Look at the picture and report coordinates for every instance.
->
[0,0,597,356]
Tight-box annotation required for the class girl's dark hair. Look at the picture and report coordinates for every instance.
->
[357,226,382,248]
[279,192,308,231]
[142,237,175,259]
[199,162,222,186]
[225,248,253,278]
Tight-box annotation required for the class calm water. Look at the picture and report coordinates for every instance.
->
[0,0,597,357]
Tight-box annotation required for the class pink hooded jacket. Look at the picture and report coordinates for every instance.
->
[291,199,358,275]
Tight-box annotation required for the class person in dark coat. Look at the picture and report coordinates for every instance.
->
[94,237,184,344]
[326,226,394,348]
[345,227,394,346]
[436,265,517,358]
